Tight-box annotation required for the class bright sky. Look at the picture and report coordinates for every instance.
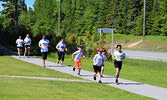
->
[0,0,35,11]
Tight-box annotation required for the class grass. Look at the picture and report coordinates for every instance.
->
[0,56,80,79]
[0,77,154,100]
[46,53,167,88]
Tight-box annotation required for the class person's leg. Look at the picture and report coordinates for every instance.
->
[93,65,97,80]
[101,66,104,77]
[24,46,27,56]
[17,48,20,57]
[98,66,102,83]
[43,59,45,67]
[61,52,65,65]
[78,61,82,75]
[57,52,61,64]
[27,47,30,56]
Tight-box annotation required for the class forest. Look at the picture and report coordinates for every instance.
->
[0,0,167,55]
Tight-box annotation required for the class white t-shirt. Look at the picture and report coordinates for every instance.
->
[73,50,83,61]
[56,42,66,52]
[24,37,31,45]
[113,51,126,62]
[93,54,103,66]
[38,39,50,52]
[16,39,24,47]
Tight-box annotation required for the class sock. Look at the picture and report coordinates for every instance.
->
[116,74,119,79]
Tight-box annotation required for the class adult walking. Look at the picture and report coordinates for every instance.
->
[16,36,24,58]
[24,34,31,57]
[56,39,67,65]
[38,35,50,67]
[112,45,126,85]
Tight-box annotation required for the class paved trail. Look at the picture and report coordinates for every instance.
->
[0,45,167,100]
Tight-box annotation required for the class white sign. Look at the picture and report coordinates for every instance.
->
[97,28,116,33]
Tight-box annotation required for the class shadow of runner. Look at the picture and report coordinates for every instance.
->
[118,82,144,85]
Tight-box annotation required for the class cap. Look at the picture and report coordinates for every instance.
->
[98,49,103,52]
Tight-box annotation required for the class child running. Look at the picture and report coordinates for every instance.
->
[24,34,31,57]
[38,35,50,67]
[16,36,24,58]
[93,49,104,83]
[72,45,85,76]
[112,45,126,85]
[101,48,107,77]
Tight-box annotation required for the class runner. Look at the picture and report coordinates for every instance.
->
[38,35,50,67]
[16,36,24,58]
[93,49,104,83]
[112,45,126,85]
[24,34,31,57]
[101,48,107,77]
[71,45,85,76]
[56,39,67,65]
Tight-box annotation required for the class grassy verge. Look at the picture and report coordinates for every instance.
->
[0,77,154,100]
[46,54,167,88]
[0,56,80,79]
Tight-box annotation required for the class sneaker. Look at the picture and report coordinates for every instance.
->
[98,80,102,83]
[24,53,26,56]
[77,73,80,76]
[19,56,21,58]
[101,75,103,78]
[43,65,46,67]
[115,79,119,85]
[73,66,75,71]
[93,76,96,80]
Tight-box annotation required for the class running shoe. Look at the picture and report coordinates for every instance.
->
[24,53,26,56]
[101,75,103,78]
[73,66,75,71]
[19,56,21,58]
[98,80,102,83]
[93,76,96,80]
[115,79,119,85]
[77,73,80,76]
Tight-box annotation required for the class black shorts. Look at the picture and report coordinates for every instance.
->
[114,61,122,70]
[17,47,23,49]
[41,52,48,60]
[93,65,101,73]
[25,45,31,48]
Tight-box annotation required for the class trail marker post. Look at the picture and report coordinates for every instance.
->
[97,28,116,54]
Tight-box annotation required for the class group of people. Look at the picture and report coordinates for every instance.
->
[16,34,31,58]
[71,44,126,84]
[16,35,126,84]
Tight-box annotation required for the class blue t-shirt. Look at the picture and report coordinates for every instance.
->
[93,54,103,66]
[57,42,66,52]
[102,54,107,64]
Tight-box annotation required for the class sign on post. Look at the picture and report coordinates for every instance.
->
[97,28,116,54]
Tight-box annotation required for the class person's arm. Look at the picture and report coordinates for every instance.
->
[16,40,18,44]
[120,52,126,59]
[56,43,59,50]
[38,41,42,48]
[71,53,75,61]
[93,55,97,65]
[112,53,116,61]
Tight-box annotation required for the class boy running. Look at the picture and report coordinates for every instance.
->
[112,45,126,85]
[24,34,31,57]
[38,35,50,67]
[16,36,24,58]
[101,48,107,77]
[72,45,85,76]
[93,49,104,83]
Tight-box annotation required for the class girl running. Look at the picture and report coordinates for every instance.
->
[93,49,104,83]
[56,39,67,65]
[38,35,50,67]
[112,45,126,85]
[72,45,85,76]
[16,36,24,58]
[24,34,31,57]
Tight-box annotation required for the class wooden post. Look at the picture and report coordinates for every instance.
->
[100,29,103,48]
[112,29,114,54]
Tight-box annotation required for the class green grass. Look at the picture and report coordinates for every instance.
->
[0,77,154,100]
[46,54,167,88]
[0,56,80,79]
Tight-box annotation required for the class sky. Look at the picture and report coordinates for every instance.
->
[0,0,35,11]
